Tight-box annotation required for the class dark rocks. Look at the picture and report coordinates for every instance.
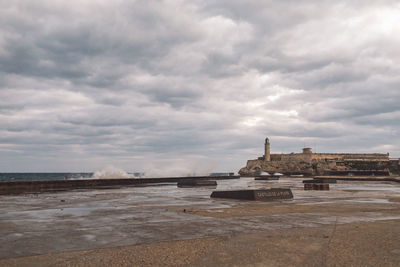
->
[210,188,293,201]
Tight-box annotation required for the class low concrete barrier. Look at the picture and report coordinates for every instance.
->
[0,176,239,195]
[177,180,217,188]
[210,188,293,201]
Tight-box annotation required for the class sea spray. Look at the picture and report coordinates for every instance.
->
[143,159,217,178]
[92,166,133,179]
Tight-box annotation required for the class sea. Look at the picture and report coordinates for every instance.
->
[0,172,233,182]
[0,173,94,182]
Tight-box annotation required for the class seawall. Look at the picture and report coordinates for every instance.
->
[0,175,240,195]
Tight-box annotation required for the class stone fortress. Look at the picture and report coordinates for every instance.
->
[239,138,400,176]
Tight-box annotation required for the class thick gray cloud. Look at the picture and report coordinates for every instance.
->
[0,0,399,173]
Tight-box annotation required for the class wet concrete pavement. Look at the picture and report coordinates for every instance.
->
[1,177,400,259]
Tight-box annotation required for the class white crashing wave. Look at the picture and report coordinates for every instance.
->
[92,167,134,179]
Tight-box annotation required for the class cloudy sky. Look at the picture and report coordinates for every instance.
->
[0,0,399,173]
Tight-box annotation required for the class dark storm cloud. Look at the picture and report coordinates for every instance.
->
[0,1,200,87]
[0,0,399,172]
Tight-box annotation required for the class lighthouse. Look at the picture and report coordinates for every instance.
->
[264,137,271,161]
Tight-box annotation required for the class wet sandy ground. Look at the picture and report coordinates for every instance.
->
[1,177,400,265]
[2,220,399,267]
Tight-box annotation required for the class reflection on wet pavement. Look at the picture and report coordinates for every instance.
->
[1,177,399,258]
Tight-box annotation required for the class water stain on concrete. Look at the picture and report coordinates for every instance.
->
[1,178,399,259]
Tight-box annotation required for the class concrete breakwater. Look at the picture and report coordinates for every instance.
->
[0,175,239,195]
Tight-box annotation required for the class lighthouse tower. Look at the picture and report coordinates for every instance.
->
[264,137,271,161]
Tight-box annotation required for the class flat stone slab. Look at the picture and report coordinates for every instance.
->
[210,188,293,201]
[177,180,217,188]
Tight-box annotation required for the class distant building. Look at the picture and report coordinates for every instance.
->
[239,138,399,176]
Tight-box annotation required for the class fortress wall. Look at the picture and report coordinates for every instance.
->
[270,154,282,161]
[271,153,312,162]
[270,152,388,162]
[342,159,400,174]
[283,154,312,162]
[341,153,389,160]
[311,154,344,160]
[311,153,389,160]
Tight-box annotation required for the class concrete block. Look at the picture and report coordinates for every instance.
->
[304,183,314,190]
[210,188,293,201]
[304,183,329,190]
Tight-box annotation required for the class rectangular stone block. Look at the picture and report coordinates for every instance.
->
[304,183,314,190]
[210,188,293,201]
[304,183,329,190]
[314,183,329,190]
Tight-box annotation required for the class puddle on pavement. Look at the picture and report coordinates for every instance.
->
[1,177,400,258]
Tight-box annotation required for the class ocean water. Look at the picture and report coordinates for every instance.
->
[0,172,233,182]
[0,173,93,182]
